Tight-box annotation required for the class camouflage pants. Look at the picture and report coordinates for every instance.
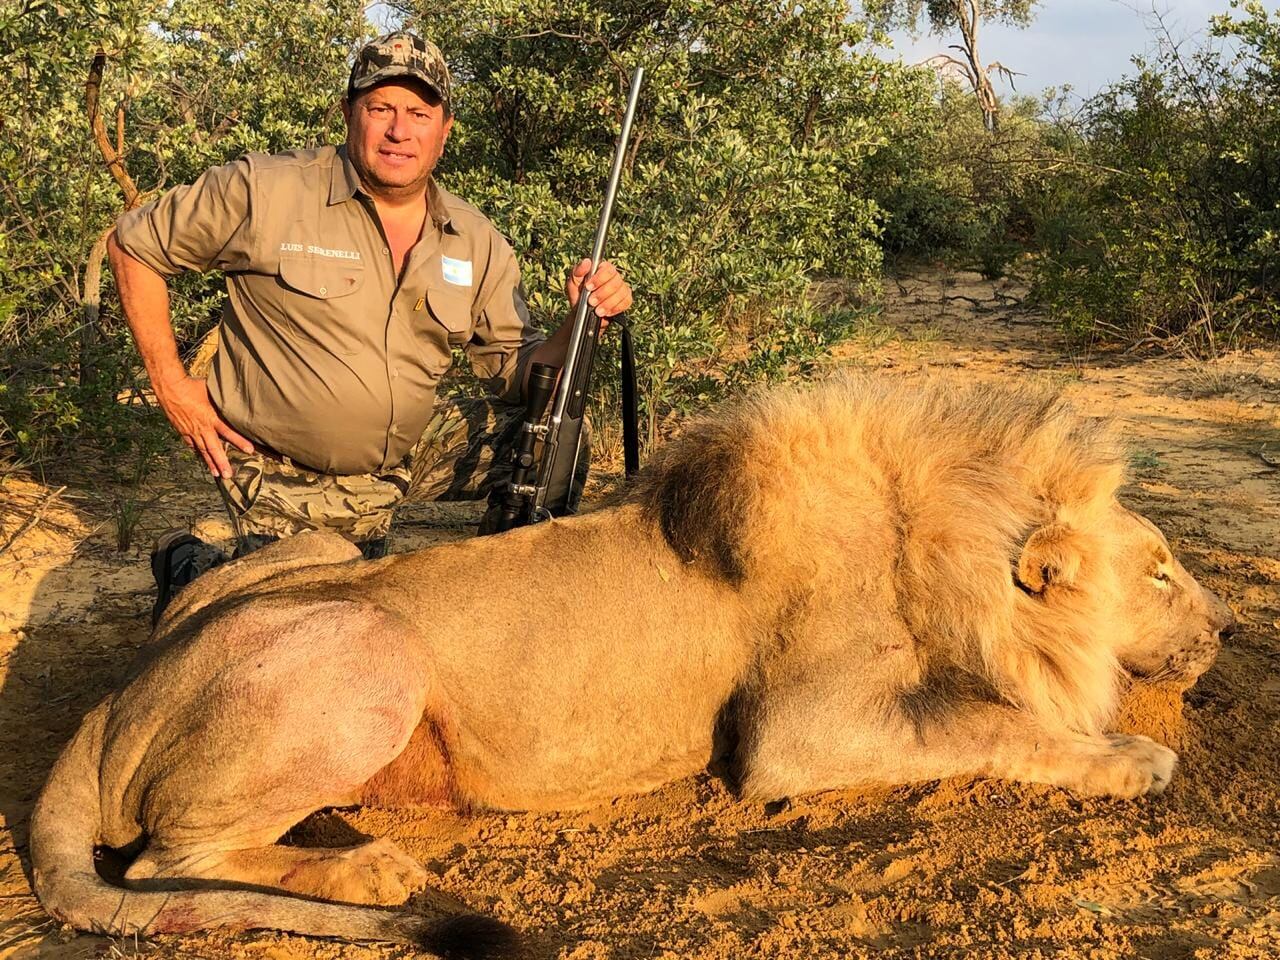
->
[216,395,587,551]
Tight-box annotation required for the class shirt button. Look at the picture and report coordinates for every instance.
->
[383,247,390,255]
[318,286,327,295]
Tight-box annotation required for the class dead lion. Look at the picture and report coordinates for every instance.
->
[29,375,1231,953]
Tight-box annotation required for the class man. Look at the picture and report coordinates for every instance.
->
[109,32,632,618]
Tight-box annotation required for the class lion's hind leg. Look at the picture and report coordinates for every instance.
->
[125,836,429,906]
[113,600,437,907]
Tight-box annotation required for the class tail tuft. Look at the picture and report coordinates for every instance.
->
[417,913,522,960]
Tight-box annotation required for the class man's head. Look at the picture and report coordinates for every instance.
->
[343,32,454,201]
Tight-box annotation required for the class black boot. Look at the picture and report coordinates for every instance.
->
[357,537,389,559]
[150,530,228,626]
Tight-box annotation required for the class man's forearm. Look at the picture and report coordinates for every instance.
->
[108,232,186,393]
[519,316,575,396]
[529,318,573,372]
[107,230,253,475]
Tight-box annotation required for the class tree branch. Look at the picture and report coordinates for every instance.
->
[986,60,1023,90]
[86,50,140,209]
[82,50,145,385]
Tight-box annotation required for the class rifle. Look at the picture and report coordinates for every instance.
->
[495,66,644,533]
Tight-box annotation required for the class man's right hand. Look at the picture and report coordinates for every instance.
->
[108,235,253,478]
[154,375,254,479]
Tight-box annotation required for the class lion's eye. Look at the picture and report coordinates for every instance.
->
[1152,571,1172,587]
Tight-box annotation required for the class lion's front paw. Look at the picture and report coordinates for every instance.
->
[1073,734,1178,799]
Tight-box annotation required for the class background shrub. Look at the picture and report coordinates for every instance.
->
[1028,1,1280,350]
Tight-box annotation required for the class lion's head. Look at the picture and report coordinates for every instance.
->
[1112,510,1233,684]
[1009,496,1231,712]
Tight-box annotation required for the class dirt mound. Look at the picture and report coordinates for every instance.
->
[1113,681,1189,750]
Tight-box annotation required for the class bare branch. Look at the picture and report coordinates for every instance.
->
[986,60,1023,90]
[82,51,148,383]
[81,224,114,322]
[921,53,978,91]
[86,50,140,209]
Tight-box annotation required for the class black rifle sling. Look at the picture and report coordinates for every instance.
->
[616,314,640,478]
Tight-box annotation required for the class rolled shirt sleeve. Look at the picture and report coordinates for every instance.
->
[465,232,545,403]
[113,158,255,276]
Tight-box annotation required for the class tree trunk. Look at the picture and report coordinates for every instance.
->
[955,0,999,132]
[797,89,821,147]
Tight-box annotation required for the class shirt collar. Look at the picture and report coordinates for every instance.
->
[330,145,456,233]
[329,144,363,205]
[425,177,455,232]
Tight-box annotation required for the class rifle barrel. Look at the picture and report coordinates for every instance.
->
[533,66,644,515]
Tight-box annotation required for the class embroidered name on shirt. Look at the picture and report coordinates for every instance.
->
[279,242,362,262]
[441,256,473,287]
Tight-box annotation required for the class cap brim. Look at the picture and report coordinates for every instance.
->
[350,66,445,103]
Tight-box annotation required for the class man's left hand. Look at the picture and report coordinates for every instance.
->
[566,259,632,327]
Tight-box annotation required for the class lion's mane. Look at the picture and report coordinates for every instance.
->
[631,374,1129,738]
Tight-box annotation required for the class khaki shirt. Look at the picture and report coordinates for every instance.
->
[115,145,543,475]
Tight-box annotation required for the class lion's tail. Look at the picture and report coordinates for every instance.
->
[28,703,514,958]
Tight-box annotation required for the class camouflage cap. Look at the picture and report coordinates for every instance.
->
[348,32,453,113]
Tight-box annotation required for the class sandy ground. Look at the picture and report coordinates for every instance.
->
[1,272,1277,959]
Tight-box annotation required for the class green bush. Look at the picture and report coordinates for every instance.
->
[0,0,368,471]
[1029,1,1280,350]
[411,0,931,446]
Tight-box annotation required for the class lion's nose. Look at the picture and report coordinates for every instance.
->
[1206,589,1235,640]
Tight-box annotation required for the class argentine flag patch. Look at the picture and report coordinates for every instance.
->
[441,256,473,287]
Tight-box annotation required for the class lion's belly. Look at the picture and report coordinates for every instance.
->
[457,715,720,812]
[362,647,738,813]
[359,704,717,812]
[447,635,745,810]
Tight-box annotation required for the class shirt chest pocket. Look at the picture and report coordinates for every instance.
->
[422,284,475,347]
[277,257,368,356]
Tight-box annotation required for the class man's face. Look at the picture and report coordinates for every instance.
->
[342,79,453,201]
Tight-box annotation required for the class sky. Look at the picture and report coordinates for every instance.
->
[882,1,1273,100]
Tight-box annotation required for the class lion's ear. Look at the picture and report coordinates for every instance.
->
[1016,522,1082,594]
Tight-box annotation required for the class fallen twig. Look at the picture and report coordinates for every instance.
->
[0,486,67,558]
